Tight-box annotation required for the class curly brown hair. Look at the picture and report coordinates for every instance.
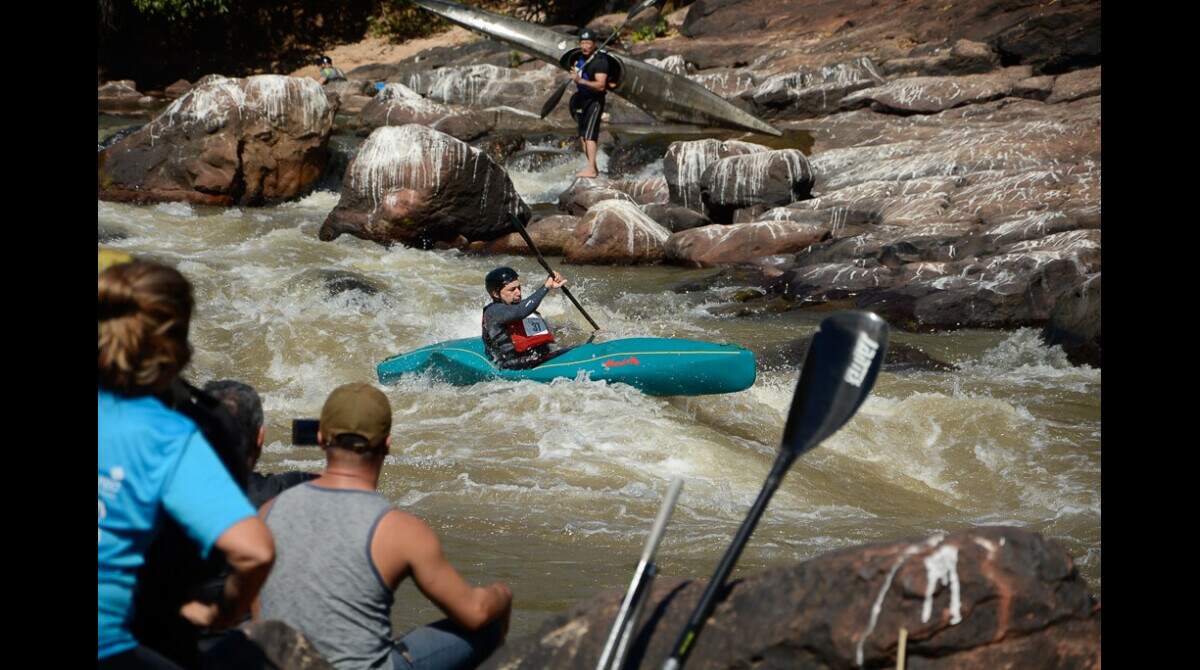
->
[98,261,194,396]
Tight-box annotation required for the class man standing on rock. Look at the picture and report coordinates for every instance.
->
[568,28,612,179]
[257,383,512,670]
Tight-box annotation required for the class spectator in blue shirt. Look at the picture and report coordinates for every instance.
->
[98,261,276,669]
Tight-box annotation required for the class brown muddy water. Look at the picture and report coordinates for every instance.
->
[99,118,1100,640]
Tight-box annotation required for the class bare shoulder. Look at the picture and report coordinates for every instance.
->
[375,508,439,548]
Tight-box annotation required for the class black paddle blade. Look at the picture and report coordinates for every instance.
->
[539,81,569,119]
[781,311,888,456]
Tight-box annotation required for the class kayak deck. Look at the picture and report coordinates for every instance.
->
[377,337,756,396]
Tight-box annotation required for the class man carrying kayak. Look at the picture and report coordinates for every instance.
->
[482,266,571,370]
[316,55,346,85]
[567,28,611,178]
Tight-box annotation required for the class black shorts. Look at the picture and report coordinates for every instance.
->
[569,93,605,142]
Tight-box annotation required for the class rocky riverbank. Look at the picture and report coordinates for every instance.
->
[97,0,1100,366]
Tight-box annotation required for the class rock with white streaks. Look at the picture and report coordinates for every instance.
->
[663,139,768,212]
[480,527,1099,669]
[563,200,671,265]
[665,221,829,267]
[700,149,815,224]
[319,124,530,247]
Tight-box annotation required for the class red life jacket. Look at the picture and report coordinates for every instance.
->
[508,314,555,352]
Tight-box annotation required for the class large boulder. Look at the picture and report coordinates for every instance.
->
[699,149,815,223]
[319,124,530,247]
[359,83,497,141]
[663,139,768,211]
[98,75,337,206]
[666,221,829,267]
[563,200,671,265]
[481,527,1099,669]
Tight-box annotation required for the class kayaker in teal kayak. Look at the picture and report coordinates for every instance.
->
[482,266,571,370]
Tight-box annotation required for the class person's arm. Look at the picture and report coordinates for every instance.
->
[373,510,512,632]
[181,517,275,628]
[485,285,550,325]
[161,430,274,628]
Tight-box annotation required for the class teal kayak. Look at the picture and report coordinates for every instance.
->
[376,337,757,396]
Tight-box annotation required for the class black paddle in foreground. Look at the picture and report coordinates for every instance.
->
[660,311,889,670]
[538,0,660,119]
[509,214,601,331]
[597,477,684,670]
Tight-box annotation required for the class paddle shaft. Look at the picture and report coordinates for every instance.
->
[510,216,601,331]
[662,452,796,670]
[597,477,683,670]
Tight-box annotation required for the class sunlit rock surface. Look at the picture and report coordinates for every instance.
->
[482,527,1099,670]
[320,124,529,247]
[99,75,337,206]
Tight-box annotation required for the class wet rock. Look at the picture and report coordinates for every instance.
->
[99,75,337,206]
[1046,66,1101,104]
[881,39,1001,77]
[770,259,900,306]
[318,269,382,297]
[840,67,1033,115]
[164,79,192,100]
[644,55,693,77]
[98,225,129,243]
[313,134,363,193]
[641,203,713,233]
[763,334,953,372]
[1042,272,1100,368]
[481,527,1099,670]
[663,138,768,212]
[746,57,885,119]
[359,83,497,141]
[204,619,334,669]
[563,200,671,265]
[856,251,1095,331]
[98,80,146,114]
[665,221,829,268]
[99,124,145,152]
[557,178,636,215]
[700,149,814,223]
[609,176,669,206]
[485,215,580,256]
[320,124,530,247]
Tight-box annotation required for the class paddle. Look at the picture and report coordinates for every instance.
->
[509,214,601,332]
[661,311,890,670]
[538,0,659,119]
[597,477,684,670]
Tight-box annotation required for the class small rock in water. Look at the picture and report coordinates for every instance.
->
[318,270,382,297]
[98,225,129,243]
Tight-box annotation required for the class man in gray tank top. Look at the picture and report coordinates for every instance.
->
[257,383,512,670]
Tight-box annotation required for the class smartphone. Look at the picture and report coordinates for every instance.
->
[292,419,321,446]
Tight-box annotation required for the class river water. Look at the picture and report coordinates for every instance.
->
[99,117,1100,640]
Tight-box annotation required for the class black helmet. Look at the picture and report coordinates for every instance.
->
[485,267,520,296]
[579,28,597,41]
[316,55,332,65]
